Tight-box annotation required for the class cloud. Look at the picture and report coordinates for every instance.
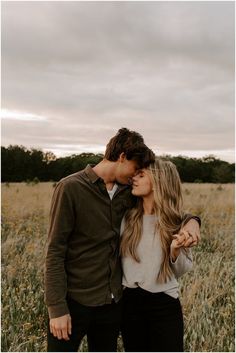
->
[1,1,234,162]
[2,109,47,122]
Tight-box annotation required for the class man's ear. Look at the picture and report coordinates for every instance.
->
[118,152,126,162]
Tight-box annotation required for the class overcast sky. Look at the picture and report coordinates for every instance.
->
[2,1,235,162]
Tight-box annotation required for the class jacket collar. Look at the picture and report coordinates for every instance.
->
[84,164,100,183]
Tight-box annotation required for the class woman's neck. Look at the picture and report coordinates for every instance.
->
[142,195,154,215]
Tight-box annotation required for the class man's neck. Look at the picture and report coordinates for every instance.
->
[93,160,117,190]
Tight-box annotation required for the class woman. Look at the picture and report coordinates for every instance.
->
[120,158,198,352]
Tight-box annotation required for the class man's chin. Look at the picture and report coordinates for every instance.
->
[116,177,132,186]
[115,178,130,186]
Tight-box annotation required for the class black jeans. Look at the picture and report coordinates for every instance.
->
[121,287,184,352]
[47,297,122,352]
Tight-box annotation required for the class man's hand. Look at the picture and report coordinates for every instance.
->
[50,314,72,341]
[182,218,200,246]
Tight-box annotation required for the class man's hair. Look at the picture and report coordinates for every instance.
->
[105,127,155,168]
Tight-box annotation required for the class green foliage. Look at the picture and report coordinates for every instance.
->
[2,145,103,182]
[194,179,203,183]
[32,177,40,185]
[170,154,234,183]
[1,146,235,183]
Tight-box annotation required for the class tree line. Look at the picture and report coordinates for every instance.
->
[1,145,235,183]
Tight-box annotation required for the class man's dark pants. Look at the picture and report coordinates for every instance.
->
[47,297,122,352]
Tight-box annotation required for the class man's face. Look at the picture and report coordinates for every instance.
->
[115,156,139,185]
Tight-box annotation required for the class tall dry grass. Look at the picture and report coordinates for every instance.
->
[1,182,235,352]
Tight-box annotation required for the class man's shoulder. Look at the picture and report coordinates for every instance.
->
[56,169,87,190]
[60,170,85,183]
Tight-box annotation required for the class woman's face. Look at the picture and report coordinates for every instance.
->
[131,169,153,197]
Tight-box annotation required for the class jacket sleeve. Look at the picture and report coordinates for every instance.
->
[44,180,75,319]
[182,213,201,227]
[170,248,193,278]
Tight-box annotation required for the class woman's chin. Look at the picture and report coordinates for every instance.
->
[131,189,139,196]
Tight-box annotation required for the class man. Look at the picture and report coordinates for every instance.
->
[45,127,200,352]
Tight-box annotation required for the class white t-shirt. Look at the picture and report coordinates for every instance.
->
[107,184,118,199]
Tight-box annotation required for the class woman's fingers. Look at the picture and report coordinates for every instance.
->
[183,230,199,248]
[188,231,200,245]
[173,231,188,247]
[172,227,200,250]
[183,237,194,247]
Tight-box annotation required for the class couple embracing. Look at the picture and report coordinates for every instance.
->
[44,128,200,352]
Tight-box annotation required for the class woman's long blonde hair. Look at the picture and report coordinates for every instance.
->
[120,158,184,283]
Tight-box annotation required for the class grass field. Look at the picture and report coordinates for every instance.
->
[1,182,235,352]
